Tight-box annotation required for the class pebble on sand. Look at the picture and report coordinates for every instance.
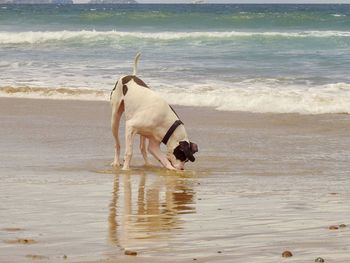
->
[315,257,325,262]
[25,255,48,260]
[339,224,347,228]
[282,251,293,258]
[5,238,36,244]
[2,228,24,232]
[124,250,137,256]
[329,225,339,230]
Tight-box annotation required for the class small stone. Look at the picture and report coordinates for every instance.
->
[3,227,23,232]
[217,251,222,253]
[5,238,36,244]
[124,250,137,256]
[329,225,339,230]
[193,259,197,261]
[282,251,293,258]
[25,254,48,260]
[63,255,68,260]
[315,257,325,262]
[339,224,347,228]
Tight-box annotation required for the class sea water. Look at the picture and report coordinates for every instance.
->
[1,4,350,114]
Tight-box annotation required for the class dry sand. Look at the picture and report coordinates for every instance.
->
[0,97,349,263]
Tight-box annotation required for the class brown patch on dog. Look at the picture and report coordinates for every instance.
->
[122,75,133,85]
[123,85,128,95]
[132,76,149,88]
[173,141,196,162]
[110,80,118,100]
[122,75,149,88]
[190,142,198,154]
[173,144,187,162]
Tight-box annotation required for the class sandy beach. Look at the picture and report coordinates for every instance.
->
[2,3,350,263]
[0,97,349,263]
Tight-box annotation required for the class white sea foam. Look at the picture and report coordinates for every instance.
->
[156,82,350,115]
[1,30,350,45]
[0,86,109,101]
[1,82,350,114]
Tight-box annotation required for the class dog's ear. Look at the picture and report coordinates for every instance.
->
[173,142,187,162]
[179,141,195,162]
[190,142,198,154]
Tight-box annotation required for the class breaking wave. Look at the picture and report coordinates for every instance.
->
[1,30,350,45]
[1,82,350,115]
[0,86,108,101]
[157,82,350,115]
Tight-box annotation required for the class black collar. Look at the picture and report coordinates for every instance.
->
[162,120,183,145]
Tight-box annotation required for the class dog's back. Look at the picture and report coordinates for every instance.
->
[110,53,172,123]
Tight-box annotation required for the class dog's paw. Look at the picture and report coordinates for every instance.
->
[165,165,176,171]
[143,161,151,166]
[110,161,121,167]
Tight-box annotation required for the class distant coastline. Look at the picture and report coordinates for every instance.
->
[0,0,73,3]
[88,0,136,3]
[0,0,137,3]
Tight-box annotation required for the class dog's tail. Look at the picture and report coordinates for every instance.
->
[133,52,141,76]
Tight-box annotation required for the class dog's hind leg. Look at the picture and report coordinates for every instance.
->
[140,135,149,165]
[111,100,124,167]
[122,122,137,170]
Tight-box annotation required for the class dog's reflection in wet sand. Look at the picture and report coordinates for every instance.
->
[108,171,196,248]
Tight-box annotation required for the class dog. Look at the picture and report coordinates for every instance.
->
[110,53,198,170]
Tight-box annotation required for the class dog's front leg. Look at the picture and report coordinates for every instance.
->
[122,124,137,170]
[148,139,175,170]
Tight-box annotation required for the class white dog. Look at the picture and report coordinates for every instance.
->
[110,53,198,170]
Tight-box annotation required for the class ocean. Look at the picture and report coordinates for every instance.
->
[1,4,350,114]
[1,5,350,262]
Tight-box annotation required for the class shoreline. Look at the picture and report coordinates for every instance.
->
[1,96,349,173]
[1,96,349,263]
[1,95,349,117]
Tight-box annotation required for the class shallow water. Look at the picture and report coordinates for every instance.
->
[1,98,349,262]
[1,166,350,262]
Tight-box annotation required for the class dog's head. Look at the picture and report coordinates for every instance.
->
[168,141,198,170]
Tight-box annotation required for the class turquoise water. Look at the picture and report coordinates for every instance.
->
[2,4,350,31]
[1,4,350,114]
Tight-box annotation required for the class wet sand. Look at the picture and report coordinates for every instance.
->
[0,97,349,263]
